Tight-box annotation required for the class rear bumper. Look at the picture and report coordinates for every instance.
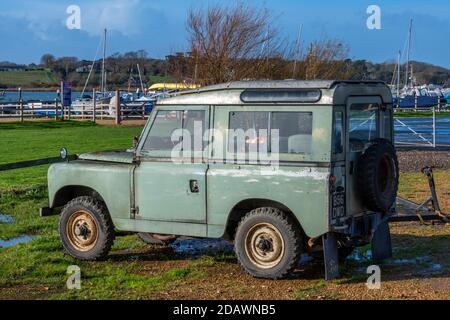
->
[39,207,55,217]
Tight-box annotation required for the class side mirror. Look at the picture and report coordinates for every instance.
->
[60,147,68,160]
[133,136,139,149]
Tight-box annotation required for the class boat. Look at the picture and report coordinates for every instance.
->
[148,83,201,91]
[391,20,445,109]
[71,29,113,114]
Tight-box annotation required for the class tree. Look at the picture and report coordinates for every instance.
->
[40,54,55,68]
[186,4,282,85]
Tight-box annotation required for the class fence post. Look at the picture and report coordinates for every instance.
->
[19,99,24,122]
[92,89,97,123]
[18,87,23,122]
[414,94,418,110]
[115,90,121,125]
[67,98,71,121]
[432,105,436,148]
[60,82,64,121]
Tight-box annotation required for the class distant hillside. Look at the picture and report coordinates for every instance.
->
[0,54,448,89]
[0,69,57,88]
[347,60,450,86]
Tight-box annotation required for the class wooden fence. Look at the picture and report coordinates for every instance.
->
[0,90,153,124]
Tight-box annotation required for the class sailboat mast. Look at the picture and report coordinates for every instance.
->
[404,19,412,88]
[292,24,303,79]
[397,50,401,97]
[101,28,107,93]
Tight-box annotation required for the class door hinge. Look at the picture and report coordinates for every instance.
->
[131,206,139,218]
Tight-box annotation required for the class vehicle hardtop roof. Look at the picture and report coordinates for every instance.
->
[158,80,392,105]
[187,80,386,92]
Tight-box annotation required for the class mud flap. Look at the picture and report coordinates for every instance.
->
[371,219,392,261]
[322,232,339,280]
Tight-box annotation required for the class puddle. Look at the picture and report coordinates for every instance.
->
[0,214,14,224]
[346,249,372,262]
[170,238,234,255]
[0,235,37,248]
[430,263,442,271]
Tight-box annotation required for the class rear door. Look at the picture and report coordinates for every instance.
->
[345,96,384,216]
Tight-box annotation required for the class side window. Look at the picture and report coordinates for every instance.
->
[382,109,392,141]
[183,110,206,152]
[142,111,182,151]
[271,112,312,154]
[142,109,207,154]
[333,111,344,156]
[227,111,313,155]
[228,112,269,153]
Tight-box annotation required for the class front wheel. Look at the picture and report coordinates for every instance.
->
[59,196,115,260]
[234,207,302,279]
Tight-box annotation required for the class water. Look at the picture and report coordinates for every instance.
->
[0,235,36,248]
[0,91,84,103]
[170,238,233,255]
[0,214,14,224]
[395,116,450,146]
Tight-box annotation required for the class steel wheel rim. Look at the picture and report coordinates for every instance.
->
[66,210,99,252]
[244,222,285,269]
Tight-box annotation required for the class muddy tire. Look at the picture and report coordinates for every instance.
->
[234,207,302,279]
[59,196,115,260]
[356,139,399,212]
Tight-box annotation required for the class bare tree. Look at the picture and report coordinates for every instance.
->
[287,38,351,80]
[187,4,282,85]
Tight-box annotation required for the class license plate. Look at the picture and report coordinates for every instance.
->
[332,192,345,219]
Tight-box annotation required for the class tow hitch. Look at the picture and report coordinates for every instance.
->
[391,166,450,223]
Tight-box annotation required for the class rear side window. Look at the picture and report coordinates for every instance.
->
[271,112,312,154]
[228,111,313,154]
[228,112,269,153]
[333,111,344,156]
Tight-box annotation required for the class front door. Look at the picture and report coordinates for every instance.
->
[135,106,209,231]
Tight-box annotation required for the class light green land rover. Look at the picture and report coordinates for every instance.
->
[41,80,399,280]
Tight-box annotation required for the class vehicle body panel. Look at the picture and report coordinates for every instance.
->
[48,160,133,225]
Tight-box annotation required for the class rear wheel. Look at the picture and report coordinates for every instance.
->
[234,207,302,279]
[59,196,115,260]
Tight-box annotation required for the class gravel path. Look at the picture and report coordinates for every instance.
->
[397,150,450,173]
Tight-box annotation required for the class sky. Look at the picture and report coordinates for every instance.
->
[0,0,449,68]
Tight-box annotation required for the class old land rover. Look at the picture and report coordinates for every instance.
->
[41,80,398,279]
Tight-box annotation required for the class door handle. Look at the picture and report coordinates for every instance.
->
[190,180,199,193]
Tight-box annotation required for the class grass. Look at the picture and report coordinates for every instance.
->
[0,120,448,299]
[0,120,216,299]
[0,70,56,87]
[147,75,173,85]
[394,111,450,118]
[0,120,142,188]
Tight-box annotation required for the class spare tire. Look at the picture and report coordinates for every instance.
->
[356,139,399,212]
